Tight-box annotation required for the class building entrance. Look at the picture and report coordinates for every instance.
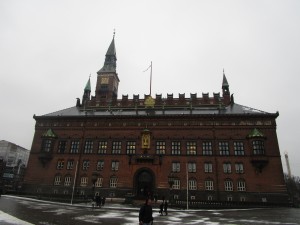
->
[135,169,154,198]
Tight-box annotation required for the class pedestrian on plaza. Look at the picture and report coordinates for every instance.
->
[163,201,168,216]
[95,195,101,207]
[139,198,154,225]
[102,196,106,206]
[159,201,164,215]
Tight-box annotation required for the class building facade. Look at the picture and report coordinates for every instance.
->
[23,36,288,204]
[0,140,30,192]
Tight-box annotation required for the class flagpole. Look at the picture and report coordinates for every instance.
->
[71,160,79,205]
[150,61,152,96]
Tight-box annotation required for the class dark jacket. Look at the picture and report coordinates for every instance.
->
[139,204,153,223]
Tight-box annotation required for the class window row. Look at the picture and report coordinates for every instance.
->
[54,174,246,192]
[56,159,119,171]
[173,162,244,174]
[43,139,265,156]
[56,159,244,174]
[53,174,118,188]
[172,179,246,192]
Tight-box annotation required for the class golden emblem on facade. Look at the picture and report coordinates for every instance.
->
[144,96,155,108]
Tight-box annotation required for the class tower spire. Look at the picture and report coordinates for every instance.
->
[97,32,117,74]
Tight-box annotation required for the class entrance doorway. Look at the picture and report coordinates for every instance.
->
[135,169,155,198]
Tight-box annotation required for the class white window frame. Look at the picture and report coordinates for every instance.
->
[188,179,197,190]
[64,176,72,186]
[95,177,103,187]
[54,175,61,185]
[204,162,213,173]
[80,177,88,186]
[237,180,246,191]
[205,180,214,191]
[110,177,118,188]
[224,180,233,191]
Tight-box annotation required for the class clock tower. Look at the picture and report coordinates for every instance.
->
[95,34,120,103]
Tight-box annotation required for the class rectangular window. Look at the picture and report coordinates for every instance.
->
[64,176,72,186]
[156,141,166,155]
[70,140,80,154]
[204,162,213,173]
[56,160,64,170]
[188,179,197,190]
[112,141,122,154]
[42,139,52,152]
[110,177,118,188]
[98,141,107,154]
[219,142,230,155]
[82,160,90,170]
[234,141,244,156]
[205,180,214,190]
[202,141,212,155]
[96,160,104,171]
[187,141,197,155]
[188,162,196,173]
[237,180,246,191]
[171,141,181,155]
[95,177,103,187]
[235,163,244,173]
[80,177,88,186]
[84,140,93,154]
[58,140,67,153]
[126,141,136,155]
[111,161,119,171]
[67,160,74,170]
[172,162,180,172]
[223,163,232,173]
[54,176,61,185]
[225,180,233,191]
[253,140,265,155]
[173,179,180,189]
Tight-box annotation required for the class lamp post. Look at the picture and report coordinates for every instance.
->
[91,171,98,199]
[168,173,175,204]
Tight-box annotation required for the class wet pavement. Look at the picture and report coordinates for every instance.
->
[0,195,300,225]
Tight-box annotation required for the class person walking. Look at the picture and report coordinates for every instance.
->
[159,201,164,215]
[139,198,154,225]
[163,201,168,216]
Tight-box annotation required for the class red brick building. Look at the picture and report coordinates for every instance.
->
[24,35,288,205]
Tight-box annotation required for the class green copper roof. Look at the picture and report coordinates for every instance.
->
[42,128,57,138]
[248,128,264,138]
[84,78,91,92]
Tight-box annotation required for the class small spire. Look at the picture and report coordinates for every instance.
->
[113,29,115,39]
[222,69,229,87]
[84,76,91,92]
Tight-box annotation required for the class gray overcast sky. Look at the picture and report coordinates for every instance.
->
[1,0,299,176]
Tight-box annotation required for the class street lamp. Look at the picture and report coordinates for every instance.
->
[168,173,175,204]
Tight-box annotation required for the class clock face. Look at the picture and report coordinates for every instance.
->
[101,77,109,84]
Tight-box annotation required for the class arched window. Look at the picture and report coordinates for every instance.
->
[204,179,214,191]
[54,174,62,186]
[237,179,246,191]
[188,178,197,190]
[224,179,233,191]
[80,175,88,186]
[110,176,118,188]
[64,175,72,186]
[95,177,103,187]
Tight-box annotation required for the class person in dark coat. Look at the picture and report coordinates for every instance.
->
[139,198,153,225]
[163,201,168,216]
[159,201,164,215]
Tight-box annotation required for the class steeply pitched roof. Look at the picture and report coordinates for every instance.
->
[84,78,91,92]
